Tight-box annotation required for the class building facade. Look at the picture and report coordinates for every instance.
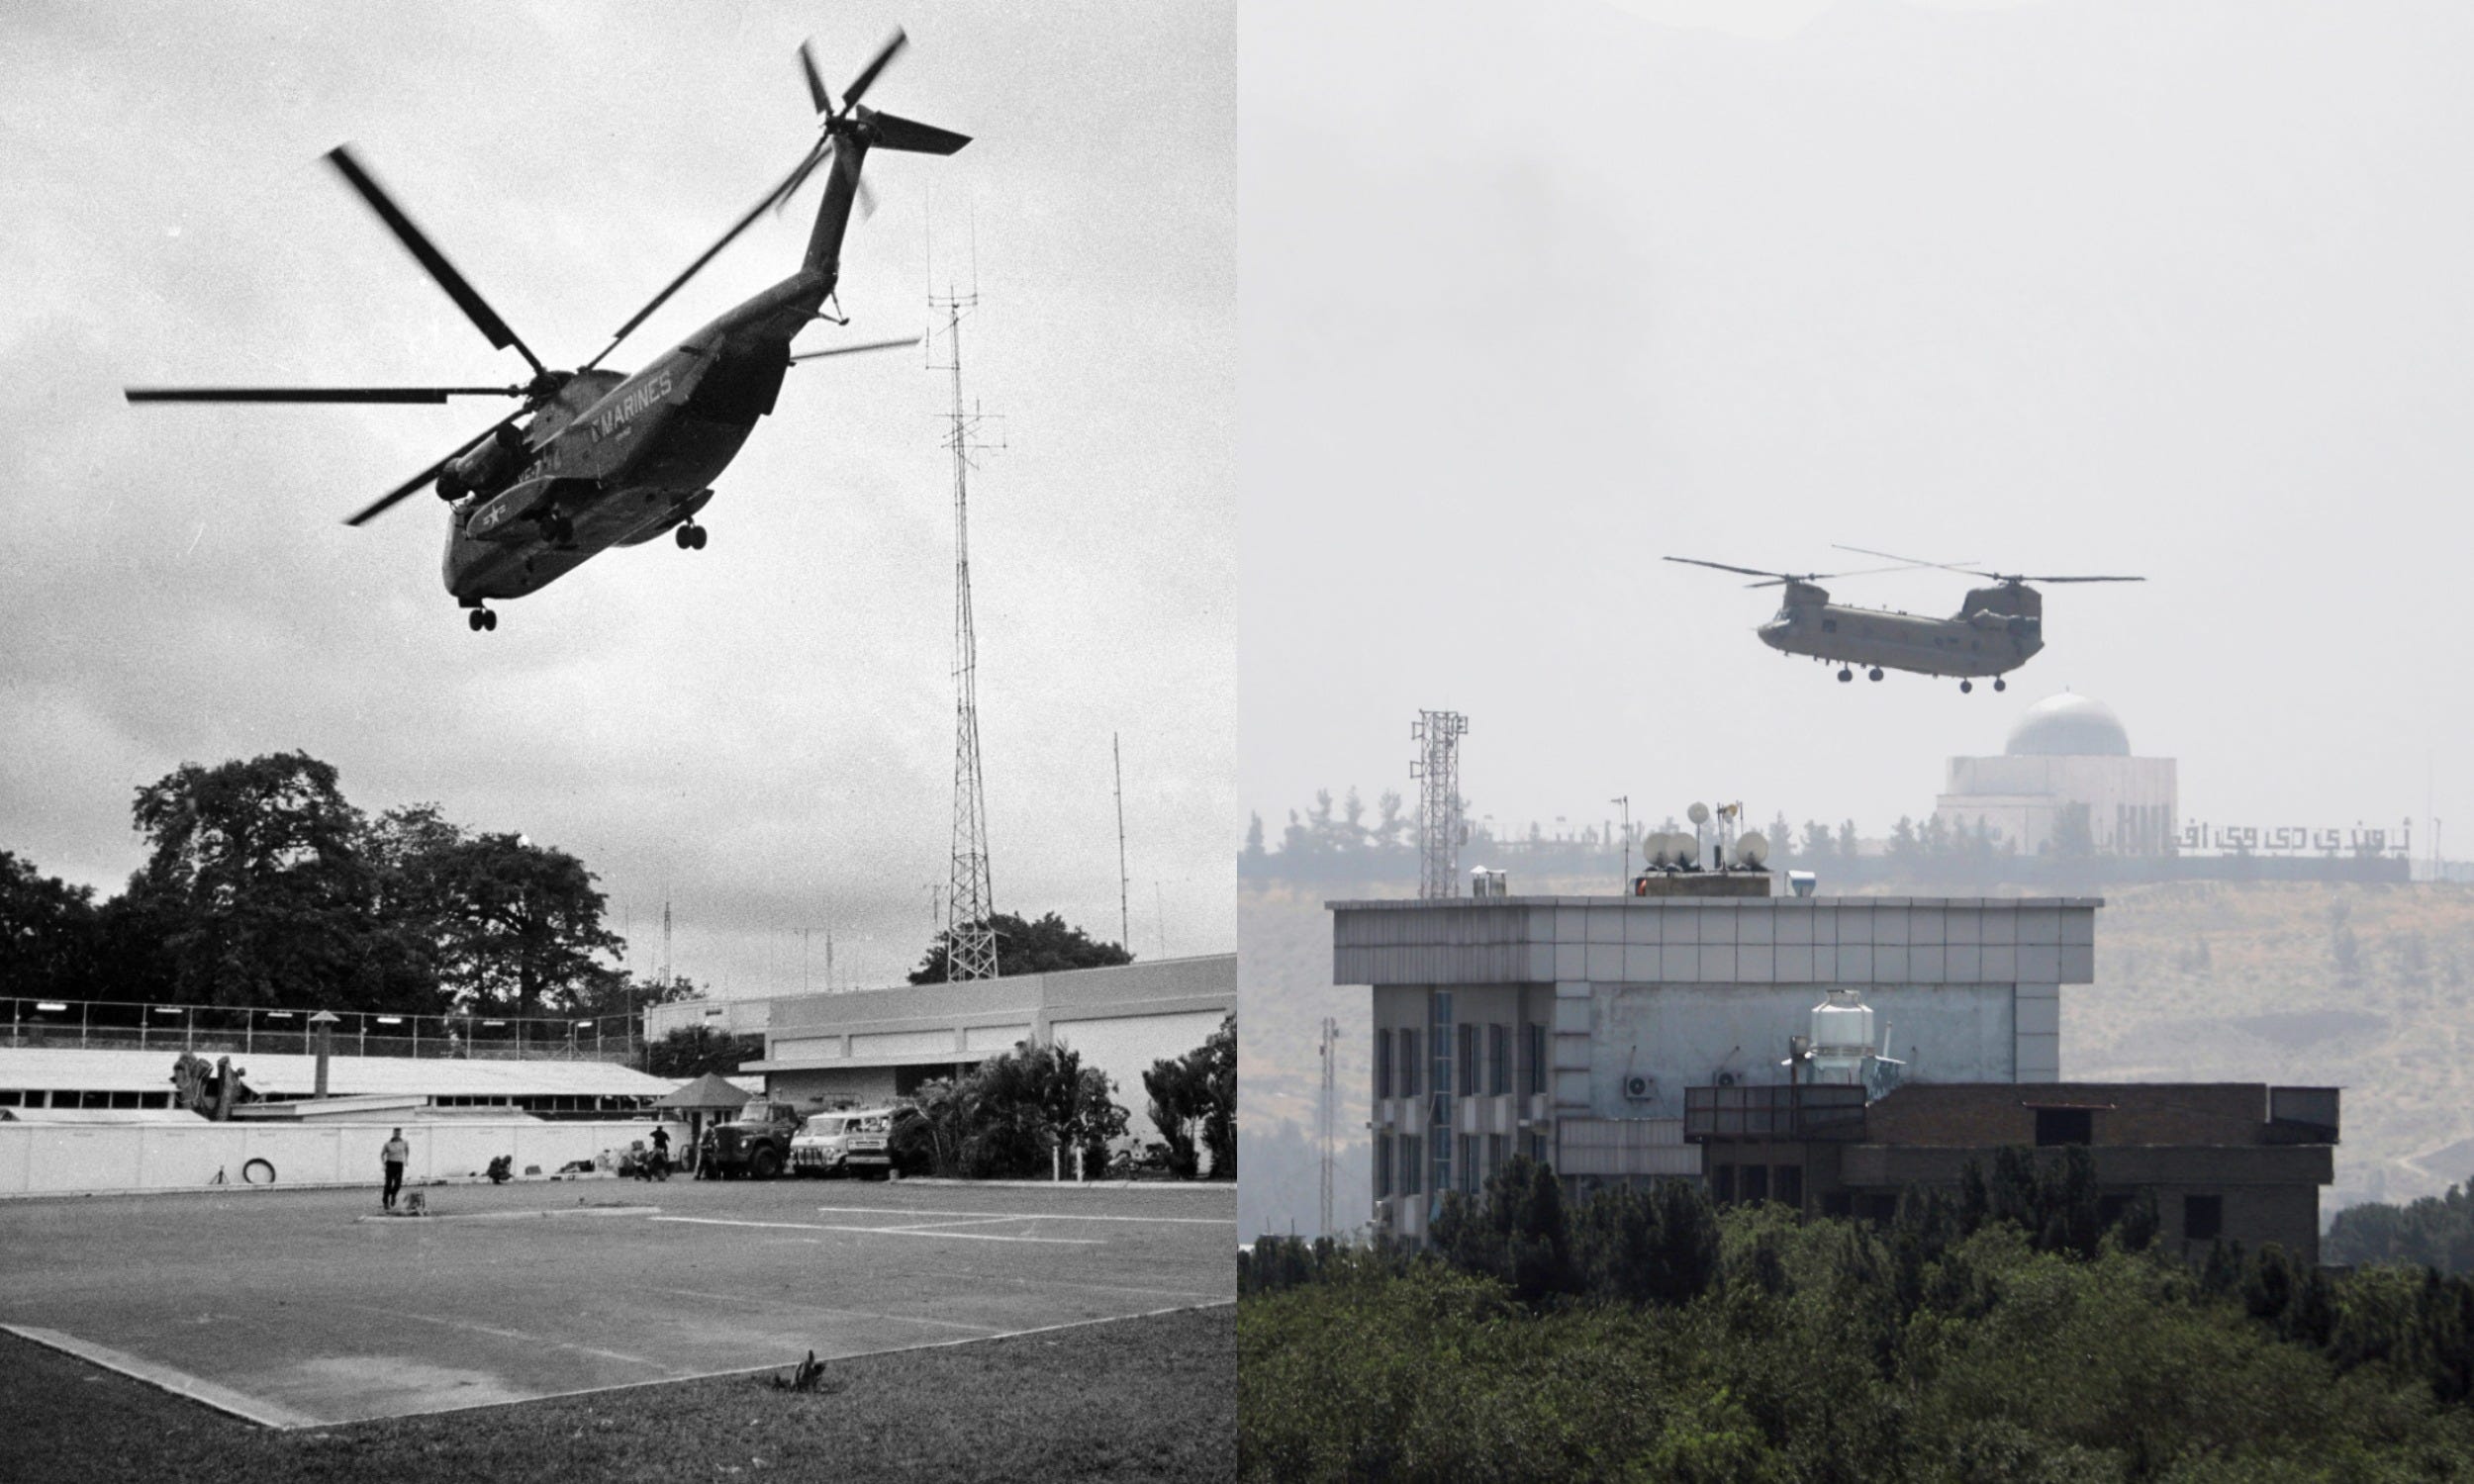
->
[743,955,1234,1114]
[1936,693,2177,856]
[1334,886,2099,1245]
[1687,1080,2339,1263]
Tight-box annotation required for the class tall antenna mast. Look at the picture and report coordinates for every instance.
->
[660,899,673,988]
[1318,1016,1340,1237]
[930,275,1003,982]
[1114,733,1131,951]
[1412,710,1470,898]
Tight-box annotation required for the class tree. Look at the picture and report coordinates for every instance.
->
[908,910,1132,984]
[1141,1013,1237,1179]
[1242,813,1268,867]
[1144,1049,1208,1178]
[424,832,625,1016]
[1376,789,1411,851]
[2049,800,2096,858]
[1198,1012,1235,1176]
[129,752,382,1008]
[1801,821,1836,861]
[646,1022,758,1077]
[0,850,101,999]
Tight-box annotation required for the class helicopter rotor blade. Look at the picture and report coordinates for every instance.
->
[126,386,522,405]
[2015,575,2146,584]
[585,139,829,372]
[839,30,908,115]
[342,413,524,527]
[325,146,547,379]
[799,40,834,115]
[1827,541,1985,576]
[1664,556,1786,581]
[788,334,918,364]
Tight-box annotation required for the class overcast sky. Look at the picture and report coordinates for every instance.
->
[1,0,1233,995]
[1241,0,2474,857]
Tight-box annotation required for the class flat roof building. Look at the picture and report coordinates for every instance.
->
[1334,882,2099,1245]
[743,955,1234,1115]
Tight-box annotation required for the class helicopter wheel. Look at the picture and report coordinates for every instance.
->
[1959,680,1973,695]
[676,521,707,551]
[467,608,497,632]
[1837,668,1853,684]
[1993,677,2007,693]
[1867,667,1884,683]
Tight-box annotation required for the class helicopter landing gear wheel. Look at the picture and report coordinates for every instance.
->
[1867,667,1884,683]
[1837,668,1853,684]
[1993,677,2007,693]
[467,607,497,633]
[1959,680,1973,695]
[676,521,707,550]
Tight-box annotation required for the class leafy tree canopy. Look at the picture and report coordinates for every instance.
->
[907,910,1132,984]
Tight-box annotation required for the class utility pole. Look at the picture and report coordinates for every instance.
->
[1114,732,1131,952]
[1612,794,1632,888]
[1318,1016,1340,1238]
[932,279,1002,981]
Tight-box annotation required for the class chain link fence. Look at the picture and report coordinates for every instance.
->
[1,996,642,1064]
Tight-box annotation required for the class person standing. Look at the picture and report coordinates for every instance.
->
[650,1125,671,1177]
[380,1127,410,1211]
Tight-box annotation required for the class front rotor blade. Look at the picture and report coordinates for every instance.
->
[1665,556,1783,581]
[789,335,918,363]
[2020,575,2145,584]
[1828,541,1973,574]
[343,413,522,527]
[799,41,833,115]
[326,146,546,378]
[127,386,520,405]
[839,30,907,113]
[587,139,828,371]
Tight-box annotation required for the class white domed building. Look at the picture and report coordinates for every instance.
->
[1934,694,2177,856]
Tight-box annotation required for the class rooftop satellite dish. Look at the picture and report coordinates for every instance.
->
[1734,831,1769,869]
[1687,801,1711,826]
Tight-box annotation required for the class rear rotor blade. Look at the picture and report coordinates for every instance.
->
[326,146,546,378]
[839,30,907,113]
[2017,575,2145,584]
[343,413,523,527]
[127,386,520,405]
[1828,541,1980,575]
[789,334,917,364]
[586,139,828,371]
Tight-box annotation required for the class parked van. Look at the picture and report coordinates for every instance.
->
[790,1105,898,1179]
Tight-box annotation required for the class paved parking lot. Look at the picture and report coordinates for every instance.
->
[0,1176,1234,1426]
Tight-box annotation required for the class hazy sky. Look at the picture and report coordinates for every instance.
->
[1,0,1234,994]
[1241,0,2473,855]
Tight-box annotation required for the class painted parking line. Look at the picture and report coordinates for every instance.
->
[350,1206,663,1225]
[637,1285,1002,1335]
[650,1215,1097,1246]
[331,1301,672,1370]
[809,1205,1231,1226]
[3,1324,322,1430]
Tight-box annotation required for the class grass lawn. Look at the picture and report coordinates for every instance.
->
[0,1303,1234,1484]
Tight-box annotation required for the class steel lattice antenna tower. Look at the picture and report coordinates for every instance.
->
[1411,710,1470,898]
[932,283,1002,981]
[1318,1016,1340,1237]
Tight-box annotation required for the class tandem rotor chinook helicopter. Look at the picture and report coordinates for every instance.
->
[126,32,965,631]
[1665,544,2143,692]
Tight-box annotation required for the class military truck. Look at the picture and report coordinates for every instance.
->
[699,1097,824,1179]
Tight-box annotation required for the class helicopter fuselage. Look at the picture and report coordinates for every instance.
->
[440,268,828,603]
[1756,581,2044,680]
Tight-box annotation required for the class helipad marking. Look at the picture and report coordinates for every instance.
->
[351,1205,662,1225]
[638,1284,1001,1334]
[651,1215,1096,1246]
[332,1301,670,1370]
[4,1324,321,1430]
[810,1204,1230,1226]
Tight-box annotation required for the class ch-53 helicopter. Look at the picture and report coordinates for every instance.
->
[1665,544,2143,692]
[126,31,964,631]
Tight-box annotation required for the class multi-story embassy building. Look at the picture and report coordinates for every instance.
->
[1335,878,2099,1247]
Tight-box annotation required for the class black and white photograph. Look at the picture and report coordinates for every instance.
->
[2,2,1234,1479]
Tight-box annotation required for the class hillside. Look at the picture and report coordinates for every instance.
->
[1238,877,2474,1239]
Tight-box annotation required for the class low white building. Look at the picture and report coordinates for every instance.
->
[743,955,1234,1113]
[1936,692,2177,855]
[1332,884,2098,1245]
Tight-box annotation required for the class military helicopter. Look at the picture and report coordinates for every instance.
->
[126,32,965,631]
[1665,544,2142,692]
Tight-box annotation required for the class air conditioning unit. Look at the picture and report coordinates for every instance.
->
[1623,1073,1655,1101]
[1715,1070,1739,1088]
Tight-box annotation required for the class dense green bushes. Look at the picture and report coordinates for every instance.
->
[1239,1159,2474,1481]
[2328,1183,2474,1273]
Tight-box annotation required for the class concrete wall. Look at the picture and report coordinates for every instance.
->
[0,1118,685,1197]
[765,1066,901,1108]
[1939,754,2177,855]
